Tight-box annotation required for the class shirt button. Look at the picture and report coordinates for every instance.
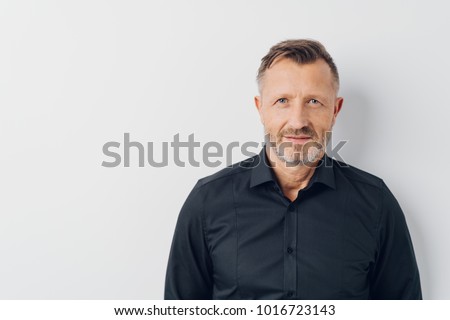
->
[288,204,295,212]
[287,247,293,254]
[286,291,294,298]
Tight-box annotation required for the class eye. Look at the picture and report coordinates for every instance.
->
[276,98,288,104]
[308,98,322,106]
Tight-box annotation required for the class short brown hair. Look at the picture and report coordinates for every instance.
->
[256,39,339,91]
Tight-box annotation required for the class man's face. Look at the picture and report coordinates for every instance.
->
[255,58,343,166]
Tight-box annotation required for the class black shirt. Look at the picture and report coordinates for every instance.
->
[165,148,422,299]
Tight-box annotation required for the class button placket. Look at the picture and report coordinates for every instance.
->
[283,202,297,298]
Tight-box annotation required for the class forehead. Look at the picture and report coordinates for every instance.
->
[261,58,336,96]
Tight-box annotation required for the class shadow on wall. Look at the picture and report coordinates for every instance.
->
[332,86,372,167]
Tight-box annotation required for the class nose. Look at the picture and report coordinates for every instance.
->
[288,102,311,129]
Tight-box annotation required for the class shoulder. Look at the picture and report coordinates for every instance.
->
[181,154,258,217]
[193,154,259,190]
[330,157,404,222]
[331,157,385,191]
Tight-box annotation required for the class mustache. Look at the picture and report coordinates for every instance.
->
[277,126,318,139]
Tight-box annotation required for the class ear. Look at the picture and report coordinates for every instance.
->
[254,95,265,125]
[331,97,344,127]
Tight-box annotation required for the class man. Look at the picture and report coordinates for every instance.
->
[164,39,422,299]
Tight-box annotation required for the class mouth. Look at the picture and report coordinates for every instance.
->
[283,135,312,144]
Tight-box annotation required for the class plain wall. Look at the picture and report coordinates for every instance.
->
[1,0,449,299]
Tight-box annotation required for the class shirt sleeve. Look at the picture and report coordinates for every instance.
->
[164,181,214,299]
[369,182,422,299]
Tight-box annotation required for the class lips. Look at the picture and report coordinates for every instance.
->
[284,135,311,139]
[283,135,312,144]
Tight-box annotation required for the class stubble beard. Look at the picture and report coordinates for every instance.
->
[264,127,331,167]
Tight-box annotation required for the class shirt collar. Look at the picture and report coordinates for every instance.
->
[249,147,336,190]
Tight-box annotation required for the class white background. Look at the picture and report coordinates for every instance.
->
[1,0,449,299]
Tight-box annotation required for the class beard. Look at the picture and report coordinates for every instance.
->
[264,126,330,167]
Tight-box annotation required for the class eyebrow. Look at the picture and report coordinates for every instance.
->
[269,92,330,102]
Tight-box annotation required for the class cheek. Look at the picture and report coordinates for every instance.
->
[263,108,289,129]
[264,119,285,135]
[312,112,335,131]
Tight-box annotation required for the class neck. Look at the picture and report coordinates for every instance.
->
[266,146,322,202]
